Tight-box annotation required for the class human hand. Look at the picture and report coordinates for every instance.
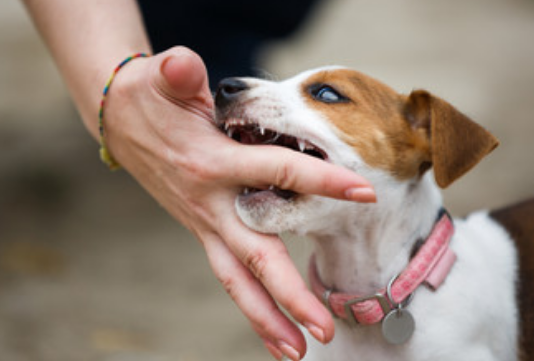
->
[102,46,376,360]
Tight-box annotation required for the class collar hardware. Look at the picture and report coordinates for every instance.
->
[342,293,391,326]
[309,210,456,341]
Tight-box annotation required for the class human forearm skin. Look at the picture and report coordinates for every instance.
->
[22,0,152,139]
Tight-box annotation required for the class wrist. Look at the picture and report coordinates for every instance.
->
[74,48,152,139]
[98,53,151,170]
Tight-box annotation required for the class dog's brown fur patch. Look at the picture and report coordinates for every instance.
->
[301,69,431,181]
[301,69,498,188]
[404,90,499,187]
[490,199,534,361]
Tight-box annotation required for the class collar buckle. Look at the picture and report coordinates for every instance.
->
[343,293,392,326]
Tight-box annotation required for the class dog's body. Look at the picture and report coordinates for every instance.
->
[214,67,533,360]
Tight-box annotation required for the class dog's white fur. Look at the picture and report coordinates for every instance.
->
[217,67,518,360]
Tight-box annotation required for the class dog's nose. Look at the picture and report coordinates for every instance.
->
[215,78,249,109]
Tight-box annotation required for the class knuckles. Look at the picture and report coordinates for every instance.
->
[274,161,298,192]
[243,248,272,282]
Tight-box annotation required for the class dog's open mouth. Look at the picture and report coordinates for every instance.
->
[221,119,327,201]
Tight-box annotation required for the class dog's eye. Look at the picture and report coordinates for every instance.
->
[310,84,348,103]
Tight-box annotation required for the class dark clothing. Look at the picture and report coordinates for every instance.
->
[137,0,320,88]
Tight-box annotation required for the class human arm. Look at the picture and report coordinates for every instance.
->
[22,0,151,138]
[21,1,376,359]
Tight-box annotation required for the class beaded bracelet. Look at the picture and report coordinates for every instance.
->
[98,52,150,170]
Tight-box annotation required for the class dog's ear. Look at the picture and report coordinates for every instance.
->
[404,90,499,188]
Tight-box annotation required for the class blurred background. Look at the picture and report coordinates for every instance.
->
[1,0,533,360]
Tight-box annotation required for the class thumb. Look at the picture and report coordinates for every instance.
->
[152,46,213,105]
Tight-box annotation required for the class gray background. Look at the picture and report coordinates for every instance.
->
[1,0,533,360]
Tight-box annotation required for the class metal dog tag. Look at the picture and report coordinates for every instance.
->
[381,308,415,345]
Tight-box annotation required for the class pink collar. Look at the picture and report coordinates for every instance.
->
[309,211,456,327]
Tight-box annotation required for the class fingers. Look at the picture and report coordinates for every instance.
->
[150,46,213,110]
[208,204,336,348]
[203,233,308,361]
[147,47,376,205]
[226,143,377,203]
[225,224,334,341]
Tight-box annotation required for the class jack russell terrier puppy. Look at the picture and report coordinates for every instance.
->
[214,67,533,361]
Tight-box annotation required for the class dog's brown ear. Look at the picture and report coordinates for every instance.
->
[404,90,499,188]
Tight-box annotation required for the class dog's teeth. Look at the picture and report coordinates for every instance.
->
[298,139,306,152]
[227,127,234,138]
[268,185,275,191]
[259,126,265,135]
[243,188,250,195]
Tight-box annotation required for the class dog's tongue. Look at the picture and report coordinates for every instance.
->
[239,132,256,144]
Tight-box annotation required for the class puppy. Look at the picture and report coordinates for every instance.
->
[214,67,533,360]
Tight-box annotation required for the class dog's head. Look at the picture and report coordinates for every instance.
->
[214,67,498,234]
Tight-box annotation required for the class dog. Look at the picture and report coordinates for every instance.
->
[213,66,533,360]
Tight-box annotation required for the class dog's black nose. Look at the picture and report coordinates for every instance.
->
[215,78,249,109]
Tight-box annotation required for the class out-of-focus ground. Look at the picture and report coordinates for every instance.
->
[1,1,533,360]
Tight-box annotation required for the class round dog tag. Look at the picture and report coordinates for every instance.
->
[381,309,415,345]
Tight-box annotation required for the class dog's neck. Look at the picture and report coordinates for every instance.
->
[308,173,443,295]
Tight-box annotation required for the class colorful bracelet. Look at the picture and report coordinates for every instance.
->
[98,52,150,170]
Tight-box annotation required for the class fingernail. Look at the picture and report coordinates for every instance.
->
[304,323,325,343]
[161,54,172,68]
[345,187,377,203]
[263,339,284,360]
[278,341,301,361]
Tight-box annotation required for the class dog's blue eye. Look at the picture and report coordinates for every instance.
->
[310,85,348,103]
[317,87,340,101]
